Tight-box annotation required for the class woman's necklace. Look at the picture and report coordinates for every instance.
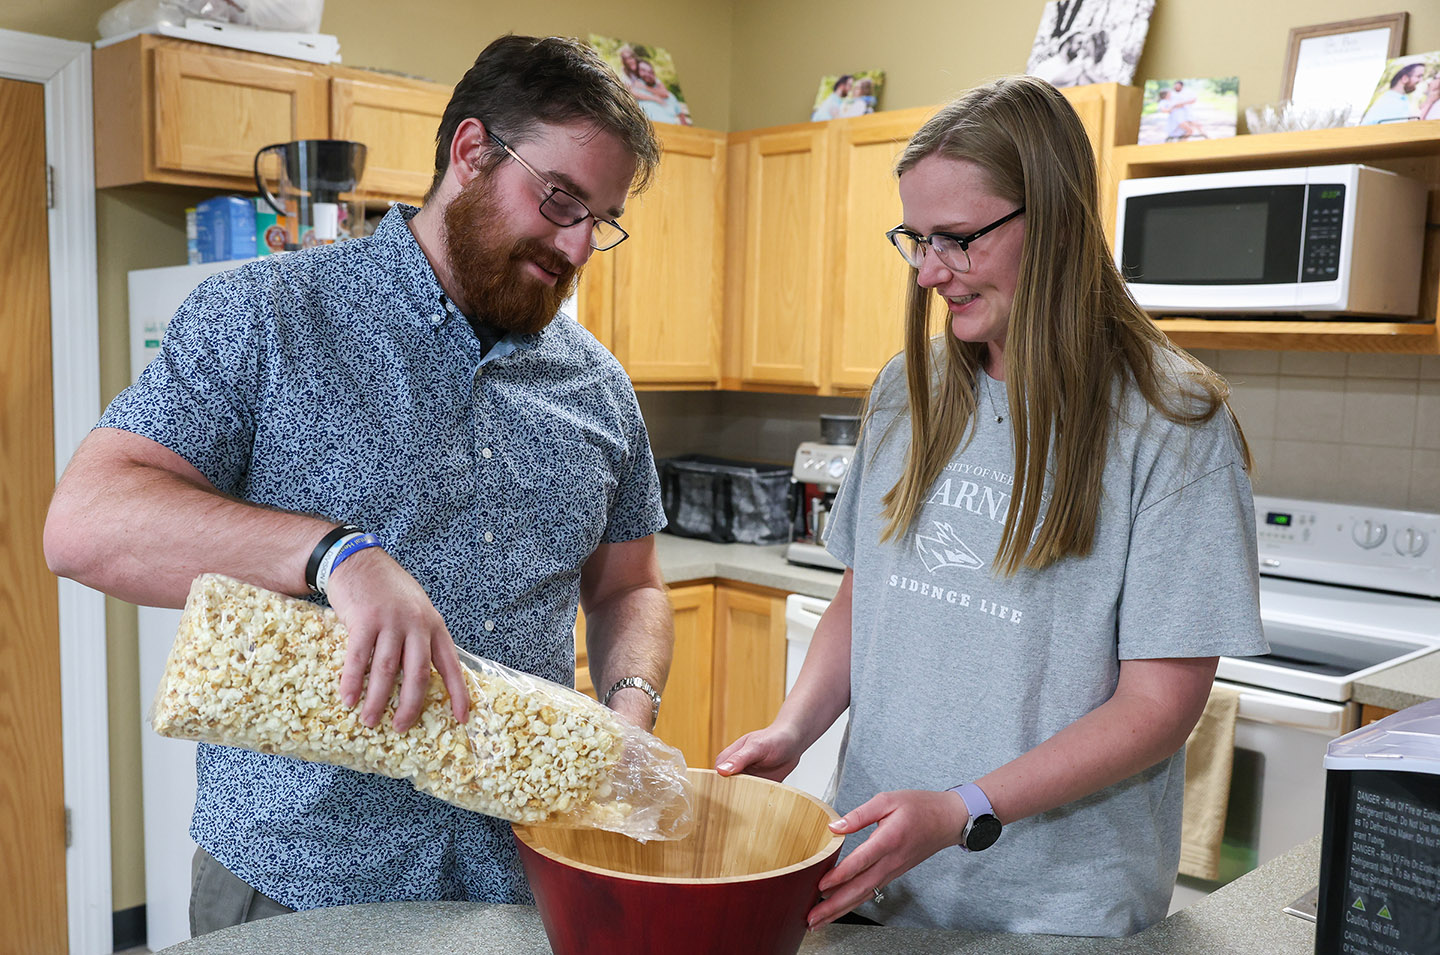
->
[982,375,1005,424]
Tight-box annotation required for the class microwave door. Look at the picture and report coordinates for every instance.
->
[1120,184,1315,313]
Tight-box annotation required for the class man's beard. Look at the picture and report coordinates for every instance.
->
[442,172,580,336]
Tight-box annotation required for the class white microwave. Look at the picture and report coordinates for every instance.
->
[1115,164,1427,317]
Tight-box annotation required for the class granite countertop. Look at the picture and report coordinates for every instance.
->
[654,533,844,600]
[1351,649,1440,712]
[157,837,1324,954]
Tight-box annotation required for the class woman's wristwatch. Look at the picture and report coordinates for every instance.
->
[949,781,1003,852]
[602,675,662,726]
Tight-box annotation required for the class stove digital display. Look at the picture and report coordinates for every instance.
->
[1266,512,1293,527]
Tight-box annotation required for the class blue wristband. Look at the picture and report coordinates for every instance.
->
[317,533,382,595]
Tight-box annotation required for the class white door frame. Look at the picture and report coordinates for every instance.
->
[0,27,112,955]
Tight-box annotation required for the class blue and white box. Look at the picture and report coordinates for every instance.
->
[193,196,257,262]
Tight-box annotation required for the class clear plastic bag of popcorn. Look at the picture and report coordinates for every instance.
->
[149,573,694,842]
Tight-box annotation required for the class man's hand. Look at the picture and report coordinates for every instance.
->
[325,547,469,732]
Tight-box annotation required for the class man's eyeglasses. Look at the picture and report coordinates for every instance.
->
[488,130,629,252]
[885,207,1025,273]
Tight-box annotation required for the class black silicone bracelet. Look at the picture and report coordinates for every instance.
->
[305,523,361,592]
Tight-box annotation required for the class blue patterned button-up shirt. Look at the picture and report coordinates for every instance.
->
[100,205,666,908]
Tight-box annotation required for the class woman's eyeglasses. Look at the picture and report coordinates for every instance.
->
[885,207,1025,273]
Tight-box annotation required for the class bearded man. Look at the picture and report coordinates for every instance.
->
[45,34,673,936]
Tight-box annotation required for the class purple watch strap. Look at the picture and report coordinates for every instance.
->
[951,781,993,819]
[949,781,996,852]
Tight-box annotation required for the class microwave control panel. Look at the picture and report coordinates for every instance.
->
[1301,184,1345,283]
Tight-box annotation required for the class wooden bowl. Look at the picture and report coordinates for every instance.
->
[512,768,844,955]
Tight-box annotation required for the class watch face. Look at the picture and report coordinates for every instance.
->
[967,814,1002,851]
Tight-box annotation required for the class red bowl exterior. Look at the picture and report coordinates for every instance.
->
[513,834,841,955]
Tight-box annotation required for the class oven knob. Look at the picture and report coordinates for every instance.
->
[1351,519,1387,549]
[1393,527,1428,558]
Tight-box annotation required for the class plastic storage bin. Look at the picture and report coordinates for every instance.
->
[1315,700,1440,955]
[657,456,796,545]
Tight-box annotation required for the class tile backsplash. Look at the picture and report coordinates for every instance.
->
[1193,350,1440,512]
[637,391,862,465]
[637,350,1440,513]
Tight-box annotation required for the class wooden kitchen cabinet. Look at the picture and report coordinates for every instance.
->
[93,35,451,203]
[709,583,788,757]
[727,83,1140,394]
[653,583,717,765]
[826,106,935,392]
[583,125,727,387]
[573,579,787,769]
[736,124,832,390]
[95,36,329,190]
[1110,122,1440,355]
[328,66,451,203]
[1361,704,1398,726]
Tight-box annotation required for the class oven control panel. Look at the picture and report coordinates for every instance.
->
[1254,495,1440,597]
[1256,505,1319,545]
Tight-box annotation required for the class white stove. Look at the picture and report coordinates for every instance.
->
[1224,495,1440,702]
[1174,494,1440,909]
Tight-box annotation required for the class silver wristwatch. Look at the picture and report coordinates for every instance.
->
[602,675,662,725]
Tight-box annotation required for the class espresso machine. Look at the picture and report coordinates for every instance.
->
[786,414,859,571]
[254,139,368,250]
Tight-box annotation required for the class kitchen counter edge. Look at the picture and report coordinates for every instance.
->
[1351,648,1440,712]
[655,534,844,600]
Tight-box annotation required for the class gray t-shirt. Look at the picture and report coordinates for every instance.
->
[824,353,1266,936]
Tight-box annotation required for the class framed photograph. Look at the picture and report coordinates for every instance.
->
[1358,52,1440,125]
[810,70,885,122]
[1281,14,1407,123]
[1137,77,1239,145]
[1026,0,1156,88]
[588,34,694,126]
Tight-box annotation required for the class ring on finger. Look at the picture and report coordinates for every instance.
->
[872,885,886,903]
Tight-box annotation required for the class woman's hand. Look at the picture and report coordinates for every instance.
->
[807,789,968,929]
[714,723,806,782]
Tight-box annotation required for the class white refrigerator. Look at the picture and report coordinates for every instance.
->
[128,259,253,952]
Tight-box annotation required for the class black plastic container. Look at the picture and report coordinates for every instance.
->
[657,456,797,545]
[1315,700,1440,955]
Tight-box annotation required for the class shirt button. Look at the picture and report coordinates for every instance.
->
[481,447,493,459]
[484,620,496,632]
[483,531,495,543]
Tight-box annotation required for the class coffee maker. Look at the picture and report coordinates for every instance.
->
[254,139,368,250]
[786,414,859,571]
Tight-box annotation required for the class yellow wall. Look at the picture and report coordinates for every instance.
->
[728,0,1440,130]
[5,0,1440,920]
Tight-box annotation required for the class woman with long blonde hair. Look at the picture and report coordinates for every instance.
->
[717,75,1265,935]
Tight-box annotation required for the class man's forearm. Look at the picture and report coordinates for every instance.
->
[582,584,674,724]
[45,430,330,607]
